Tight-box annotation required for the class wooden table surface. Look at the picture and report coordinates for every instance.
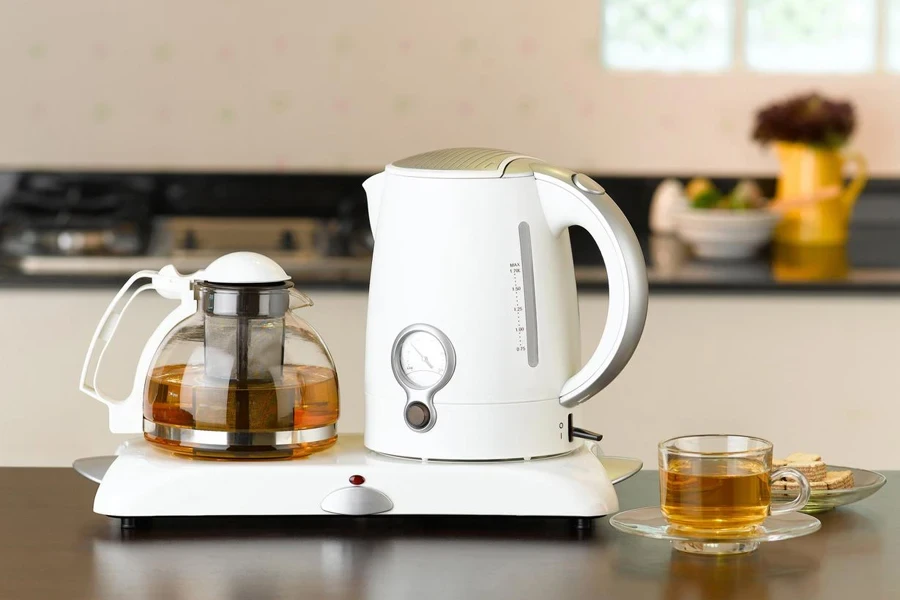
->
[0,467,893,600]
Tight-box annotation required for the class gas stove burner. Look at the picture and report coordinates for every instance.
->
[1,172,378,276]
[0,173,152,256]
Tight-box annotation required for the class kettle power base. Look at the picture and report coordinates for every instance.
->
[112,513,603,536]
[75,435,640,528]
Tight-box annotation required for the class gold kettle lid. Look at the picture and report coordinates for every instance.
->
[389,147,540,177]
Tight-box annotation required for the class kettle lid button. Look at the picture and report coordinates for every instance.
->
[572,173,605,195]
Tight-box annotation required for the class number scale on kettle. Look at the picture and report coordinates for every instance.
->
[510,260,527,355]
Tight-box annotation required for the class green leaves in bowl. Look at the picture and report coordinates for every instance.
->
[687,179,766,211]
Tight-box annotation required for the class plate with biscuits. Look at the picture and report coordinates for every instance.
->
[771,452,886,513]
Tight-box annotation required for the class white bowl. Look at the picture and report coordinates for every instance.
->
[675,209,779,260]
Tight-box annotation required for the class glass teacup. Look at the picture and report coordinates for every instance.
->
[659,435,811,535]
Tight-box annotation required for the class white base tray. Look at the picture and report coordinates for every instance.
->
[76,435,641,519]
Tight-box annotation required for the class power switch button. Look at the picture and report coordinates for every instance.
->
[405,402,431,430]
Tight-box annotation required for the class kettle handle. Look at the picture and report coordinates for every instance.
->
[533,166,648,408]
[79,266,198,434]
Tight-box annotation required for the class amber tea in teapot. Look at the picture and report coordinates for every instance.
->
[145,363,339,459]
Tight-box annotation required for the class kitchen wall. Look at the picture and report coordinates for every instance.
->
[0,0,897,175]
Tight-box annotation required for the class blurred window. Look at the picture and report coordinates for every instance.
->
[888,0,900,71]
[602,0,733,72]
[745,0,877,73]
[602,0,881,74]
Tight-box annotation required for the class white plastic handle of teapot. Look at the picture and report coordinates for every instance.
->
[79,266,200,434]
[534,167,648,408]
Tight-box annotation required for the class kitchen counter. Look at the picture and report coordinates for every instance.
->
[0,467,892,599]
[4,228,900,293]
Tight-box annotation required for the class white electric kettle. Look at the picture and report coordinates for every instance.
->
[363,148,648,460]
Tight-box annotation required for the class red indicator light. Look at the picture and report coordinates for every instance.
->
[349,474,365,485]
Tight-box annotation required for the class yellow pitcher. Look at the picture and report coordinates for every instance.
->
[773,142,867,246]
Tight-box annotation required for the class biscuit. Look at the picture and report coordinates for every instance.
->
[787,461,827,482]
[825,470,854,490]
[787,452,822,463]
[773,458,788,468]
[781,479,827,490]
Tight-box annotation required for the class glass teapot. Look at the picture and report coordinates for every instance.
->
[80,252,339,459]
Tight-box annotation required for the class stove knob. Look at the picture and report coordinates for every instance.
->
[183,229,198,250]
[280,230,296,251]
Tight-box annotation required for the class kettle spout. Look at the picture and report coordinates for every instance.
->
[363,172,385,238]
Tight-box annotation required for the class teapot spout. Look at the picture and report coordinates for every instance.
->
[363,172,385,238]
[289,288,314,310]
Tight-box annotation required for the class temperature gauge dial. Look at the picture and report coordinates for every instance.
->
[391,324,456,432]
[399,331,448,388]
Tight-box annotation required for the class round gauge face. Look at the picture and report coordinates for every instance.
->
[399,331,448,388]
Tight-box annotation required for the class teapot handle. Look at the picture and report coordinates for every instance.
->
[533,166,648,408]
[79,266,198,434]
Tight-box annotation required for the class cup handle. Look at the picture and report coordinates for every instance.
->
[770,467,811,515]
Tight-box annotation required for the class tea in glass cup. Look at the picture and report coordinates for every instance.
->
[659,435,810,535]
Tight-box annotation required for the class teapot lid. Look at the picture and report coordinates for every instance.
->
[202,252,290,284]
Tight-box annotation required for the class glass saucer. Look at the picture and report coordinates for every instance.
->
[609,507,821,555]
[771,466,886,513]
